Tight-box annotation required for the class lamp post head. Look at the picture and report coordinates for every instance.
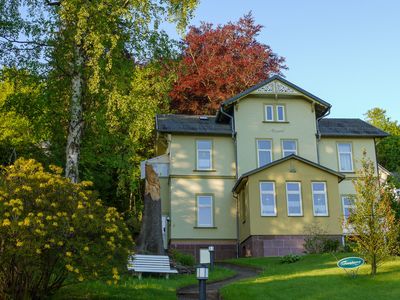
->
[196,264,209,280]
[208,245,214,252]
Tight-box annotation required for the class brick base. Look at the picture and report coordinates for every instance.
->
[170,240,237,261]
[240,235,343,257]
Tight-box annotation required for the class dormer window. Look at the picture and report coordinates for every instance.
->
[265,105,274,121]
[276,105,285,122]
[264,104,286,122]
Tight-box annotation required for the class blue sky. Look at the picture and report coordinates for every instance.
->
[163,0,400,121]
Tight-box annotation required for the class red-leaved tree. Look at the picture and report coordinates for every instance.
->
[170,13,287,115]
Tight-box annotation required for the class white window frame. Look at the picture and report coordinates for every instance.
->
[196,140,212,170]
[264,105,274,121]
[257,139,272,167]
[337,143,354,172]
[311,182,328,216]
[197,195,213,227]
[282,140,297,157]
[286,182,303,216]
[276,105,285,122]
[259,182,277,216]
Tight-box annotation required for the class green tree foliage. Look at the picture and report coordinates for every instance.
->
[0,158,133,299]
[0,69,51,165]
[0,0,197,217]
[365,108,400,179]
[345,152,398,275]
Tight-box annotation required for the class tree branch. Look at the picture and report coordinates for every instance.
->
[0,35,51,48]
[45,0,61,6]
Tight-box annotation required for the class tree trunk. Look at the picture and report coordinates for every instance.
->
[65,45,84,183]
[136,164,164,255]
[371,254,377,275]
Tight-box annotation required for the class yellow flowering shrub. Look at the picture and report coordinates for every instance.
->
[0,158,133,299]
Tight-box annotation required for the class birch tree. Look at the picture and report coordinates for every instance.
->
[0,0,197,183]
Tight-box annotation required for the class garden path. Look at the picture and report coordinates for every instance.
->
[177,262,260,300]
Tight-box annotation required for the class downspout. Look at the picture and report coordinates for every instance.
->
[219,105,240,258]
[316,106,331,164]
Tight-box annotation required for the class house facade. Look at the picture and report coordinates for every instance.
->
[147,76,388,260]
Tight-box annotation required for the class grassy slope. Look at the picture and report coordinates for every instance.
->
[221,254,400,300]
[52,267,235,300]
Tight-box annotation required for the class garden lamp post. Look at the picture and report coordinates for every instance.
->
[196,264,208,300]
[208,245,215,270]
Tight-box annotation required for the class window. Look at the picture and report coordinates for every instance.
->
[260,182,276,216]
[257,140,272,167]
[197,195,213,227]
[337,143,353,172]
[286,182,302,216]
[276,105,285,122]
[312,182,328,216]
[342,196,355,221]
[197,140,212,170]
[264,105,274,121]
[282,140,297,157]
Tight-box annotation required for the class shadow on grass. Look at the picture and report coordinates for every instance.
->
[221,255,400,300]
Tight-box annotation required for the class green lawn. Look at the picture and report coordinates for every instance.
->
[51,267,235,300]
[221,253,400,300]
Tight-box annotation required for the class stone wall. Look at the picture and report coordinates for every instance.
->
[240,235,342,257]
[170,240,237,261]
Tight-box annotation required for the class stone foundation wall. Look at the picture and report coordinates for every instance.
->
[240,235,343,257]
[170,240,237,261]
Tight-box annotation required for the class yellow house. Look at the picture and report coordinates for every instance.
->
[149,75,388,259]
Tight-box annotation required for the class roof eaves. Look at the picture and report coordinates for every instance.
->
[232,154,345,192]
[221,75,331,109]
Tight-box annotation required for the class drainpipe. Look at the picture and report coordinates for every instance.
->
[316,106,331,164]
[219,105,240,258]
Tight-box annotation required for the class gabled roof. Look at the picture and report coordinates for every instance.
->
[221,75,331,110]
[319,118,389,137]
[232,154,345,193]
[156,114,232,135]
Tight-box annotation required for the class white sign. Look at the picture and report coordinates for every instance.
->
[199,248,210,264]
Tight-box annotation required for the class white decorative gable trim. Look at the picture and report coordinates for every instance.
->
[253,80,299,95]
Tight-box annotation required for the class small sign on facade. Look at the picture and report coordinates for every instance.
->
[199,248,210,264]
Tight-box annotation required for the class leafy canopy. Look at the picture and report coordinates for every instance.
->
[170,13,287,115]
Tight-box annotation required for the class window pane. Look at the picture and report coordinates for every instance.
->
[312,182,325,192]
[288,194,300,203]
[197,140,211,150]
[283,140,296,150]
[277,106,285,121]
[260,182,274,192]
[198,207,212,225]
[198,151,211,169]
[198,196,211,206]
[340,153,352,170]
[313,194,327,214]
[338,143,351,152]
[288,203,301,215]
[343,197,353,206]
[257,140,271,150]
[265,106,273,120]
[287,183,299,192]
[261,194,275,215]
[259,153,271,166]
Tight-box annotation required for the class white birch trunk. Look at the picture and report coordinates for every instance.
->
[65,46,84,183]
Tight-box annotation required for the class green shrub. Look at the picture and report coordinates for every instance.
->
[170,249,195,267]
[0,159,133,299]
[280,254,301,264]
[323,239,340,253]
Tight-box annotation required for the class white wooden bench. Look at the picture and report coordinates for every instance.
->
[127,254,178,279]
